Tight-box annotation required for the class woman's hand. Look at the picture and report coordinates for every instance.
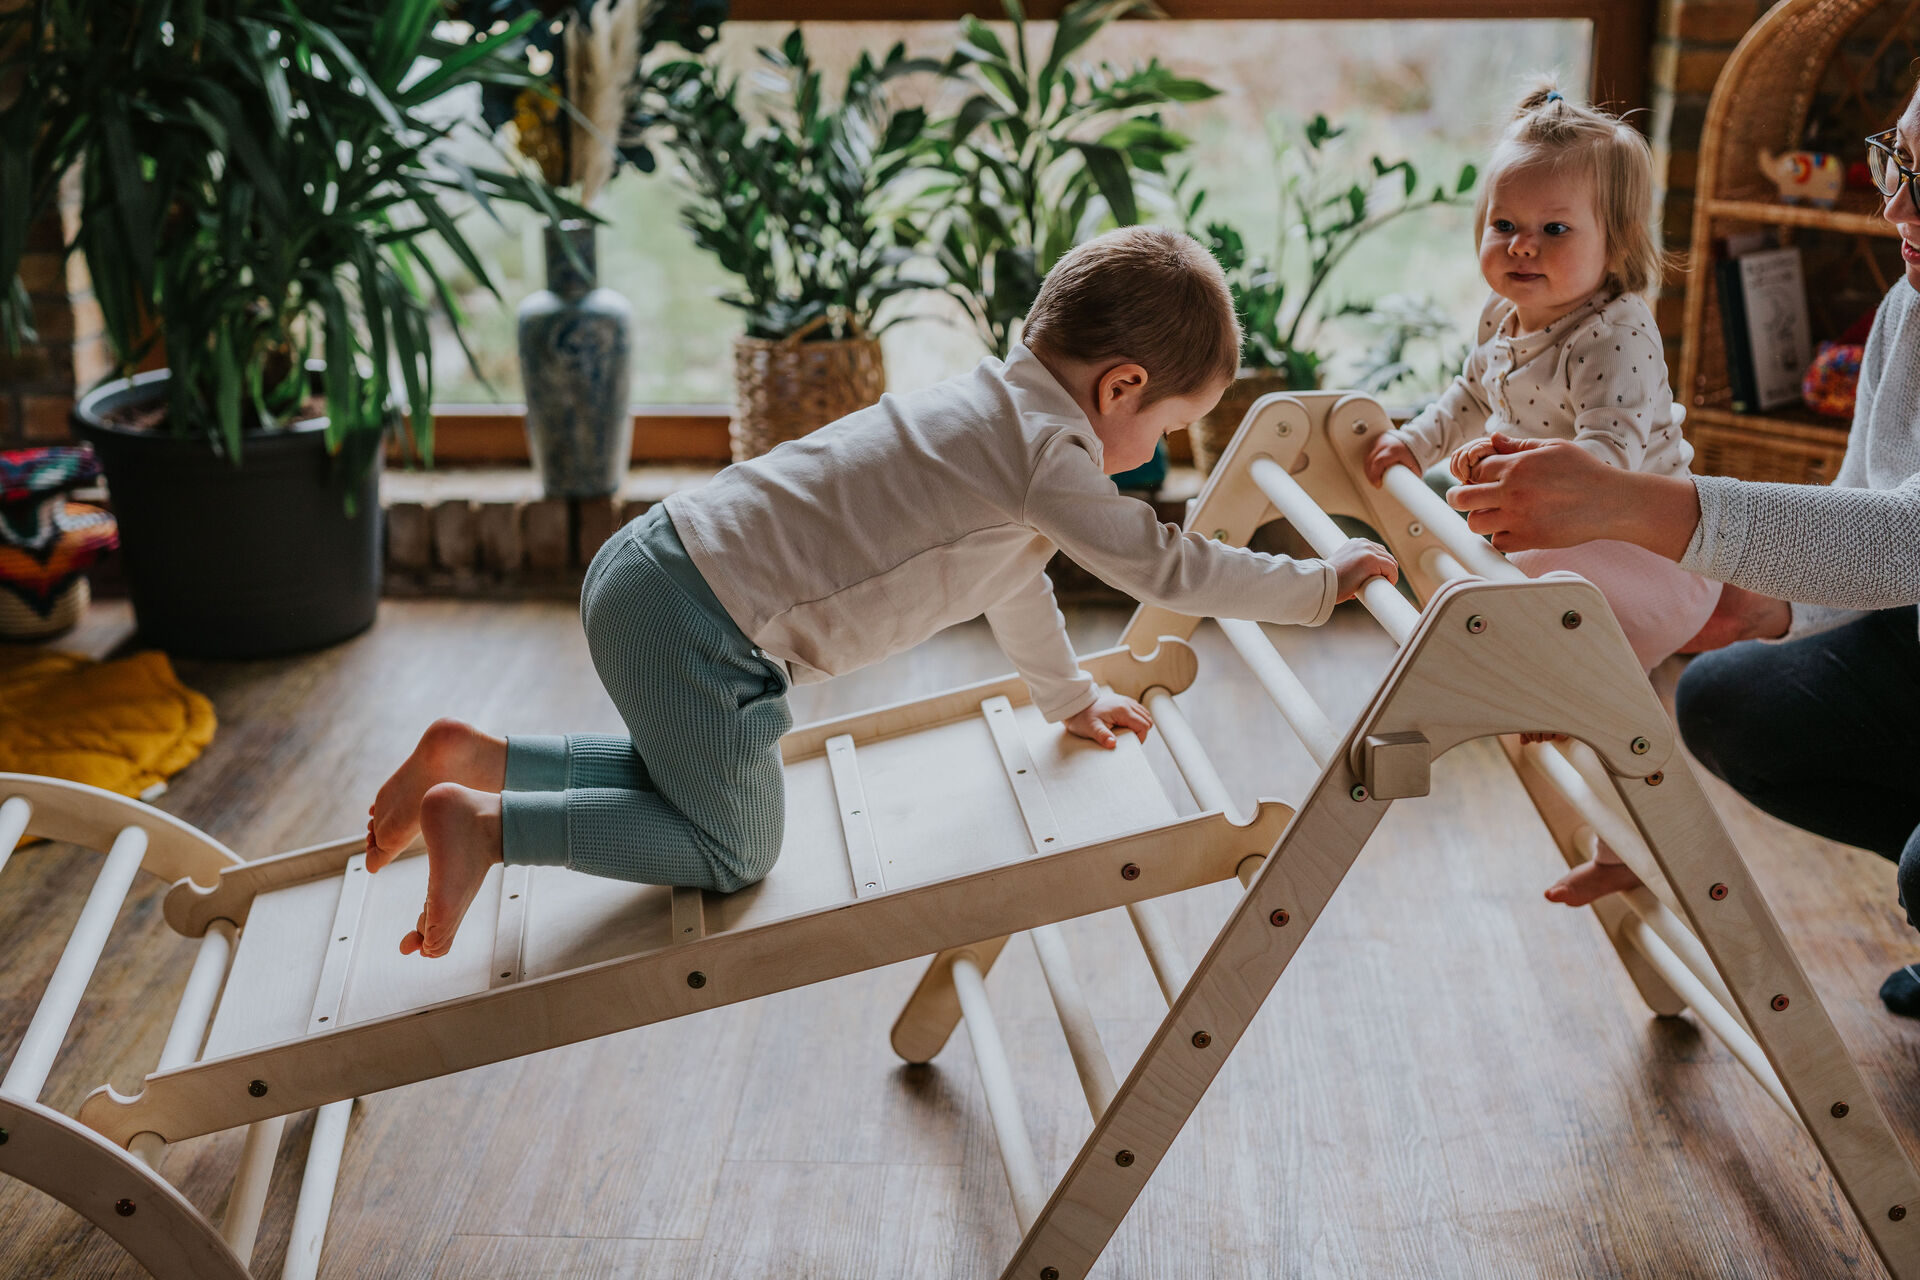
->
[1063,692,1153,750]
[1364,432,1420,487]
[1445,433,1700,557]
[1329,537,1399,602]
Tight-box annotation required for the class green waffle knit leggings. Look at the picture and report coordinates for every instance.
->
[499,504,790,892]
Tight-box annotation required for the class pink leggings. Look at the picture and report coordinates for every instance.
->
[1506,541,1723,673]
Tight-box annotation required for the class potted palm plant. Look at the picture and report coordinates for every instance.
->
[1184,116,1478,472]
[0,0,570,657]
[644,31,934,459]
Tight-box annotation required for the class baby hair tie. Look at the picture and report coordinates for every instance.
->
[1545,90,1563,103]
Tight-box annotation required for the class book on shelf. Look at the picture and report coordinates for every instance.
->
[1714,244,1812,414]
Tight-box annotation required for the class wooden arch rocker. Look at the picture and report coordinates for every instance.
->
[3,389,1917,1279]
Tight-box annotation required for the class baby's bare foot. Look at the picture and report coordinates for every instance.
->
[1544,857,1643,907]
[401,782,504,958]
[368,718,507,871]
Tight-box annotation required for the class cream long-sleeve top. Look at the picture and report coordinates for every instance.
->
[1681,276,1920,640]
[663,343,1339,722]
[1393,290,1692,476]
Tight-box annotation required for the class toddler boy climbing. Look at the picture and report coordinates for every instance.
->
[366,225,1398,958]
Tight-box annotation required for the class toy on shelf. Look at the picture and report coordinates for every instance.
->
[1803,340,1865,417]
[1757,149,1844,208]
[0,445,117,640]
[3,393,1918,1279]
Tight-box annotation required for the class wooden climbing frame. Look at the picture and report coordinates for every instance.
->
[1,390,1916,1278]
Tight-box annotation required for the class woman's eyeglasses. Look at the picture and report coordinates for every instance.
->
[1865,128,1918,205]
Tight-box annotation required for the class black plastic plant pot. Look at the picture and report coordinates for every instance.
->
[71,368,384,660]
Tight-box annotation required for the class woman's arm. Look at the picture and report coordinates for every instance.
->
[1445,435,1702,556]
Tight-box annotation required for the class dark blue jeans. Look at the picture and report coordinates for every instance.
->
[1675,606,1920,930]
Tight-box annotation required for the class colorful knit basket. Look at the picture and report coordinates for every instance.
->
[0,445,118,638]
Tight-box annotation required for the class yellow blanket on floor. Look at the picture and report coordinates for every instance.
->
[0,645,215,796]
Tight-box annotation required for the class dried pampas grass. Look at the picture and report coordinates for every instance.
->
[565,0,651,207]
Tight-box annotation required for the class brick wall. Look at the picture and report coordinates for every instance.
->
[1648,0,1769,366]
[0,168,115,448]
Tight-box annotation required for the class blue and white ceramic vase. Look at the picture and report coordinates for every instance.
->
[518,220,633,498]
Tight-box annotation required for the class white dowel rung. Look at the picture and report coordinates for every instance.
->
[1617,917,1798,1122]
[221,1113,288,1263]
[1248,456,1420,644]
[0,795,31,877]
[951,954,1045,1232]
[1,824,148,1103]
[1144,688,1244,823]
[1127,900,1191,1005]
[282,1099,354,1280]
[1030,925,1118,1120]
[159,920,238,1071]
[1215,618,1340,766]
[1419,546,1472,585]
[131,920,241,1169]
[1380,464,1528,583]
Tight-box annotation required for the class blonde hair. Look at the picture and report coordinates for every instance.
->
[1022,226,1242,405]
[1475,79,1666,297]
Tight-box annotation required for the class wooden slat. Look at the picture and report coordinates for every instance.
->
[825,735,887,896]
[669,886,706,944]
[978,697,1063,850]
[492,864,534,984]
[309,854,372,1030]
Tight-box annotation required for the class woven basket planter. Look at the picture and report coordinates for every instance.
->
[730,316,886,461]
[1187,371,1293,474]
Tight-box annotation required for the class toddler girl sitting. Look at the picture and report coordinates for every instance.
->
[1363,82,1721,908]
[370,226,1398,958]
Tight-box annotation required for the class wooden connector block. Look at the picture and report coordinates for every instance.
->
[385,502,431,573]
[523,499,571,574]
[1362,731,1431,800]
[430,499,478,575]
[476,501,526,577]
[575,496,617,567]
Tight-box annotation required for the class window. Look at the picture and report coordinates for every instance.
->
[426,15,1599,415]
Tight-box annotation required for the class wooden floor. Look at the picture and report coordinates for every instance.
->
[4,598,1919,1279]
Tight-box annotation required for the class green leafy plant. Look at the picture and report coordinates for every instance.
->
[642,31,934,341]
[1344,292,1470,402]
[910,0,1218,356]
[0,0,578,473]
[1187,115,1478,387]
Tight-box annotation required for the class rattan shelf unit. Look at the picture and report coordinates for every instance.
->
[1678,0,1917,484]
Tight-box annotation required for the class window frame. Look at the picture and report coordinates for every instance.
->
[425,0,1650,466]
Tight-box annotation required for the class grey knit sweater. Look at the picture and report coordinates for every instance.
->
[1681,278,1920,638]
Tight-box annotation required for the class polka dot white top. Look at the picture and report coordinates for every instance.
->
[1393,289,1690,476]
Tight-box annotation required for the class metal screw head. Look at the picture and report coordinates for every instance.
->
[1121,862,1141,881]
[115,1198,136,1217]
[1408,522,1424,537]
[1191,1030,1212,1048]
[1561,610,1582,629]
[1645,772,1664,786]
[1349,783,1369,803]
[1630,737,1651,755]
[687,971,707,989]
[1351,421,1367,435]
[247,1080,268,1098]
[1832,1102,1850,1119]
[1114,1149,1136,1167]
[1709,883,1728,901]
[1465,614,1487,634]
[1270,909,1290,927]
[1041,1270,1061,1280]
[1771,994,1790,1012]
[1892,1204,1907,1222]
[1277,422,1291,435]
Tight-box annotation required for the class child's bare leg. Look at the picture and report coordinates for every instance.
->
[1544,836,1642,906]
[400,782,504,958]
[368,718,508,870]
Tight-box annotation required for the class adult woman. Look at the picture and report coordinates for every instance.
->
[1446,90,1920,1015]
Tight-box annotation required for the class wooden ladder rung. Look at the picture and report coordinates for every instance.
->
[951,951,1044,1232]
